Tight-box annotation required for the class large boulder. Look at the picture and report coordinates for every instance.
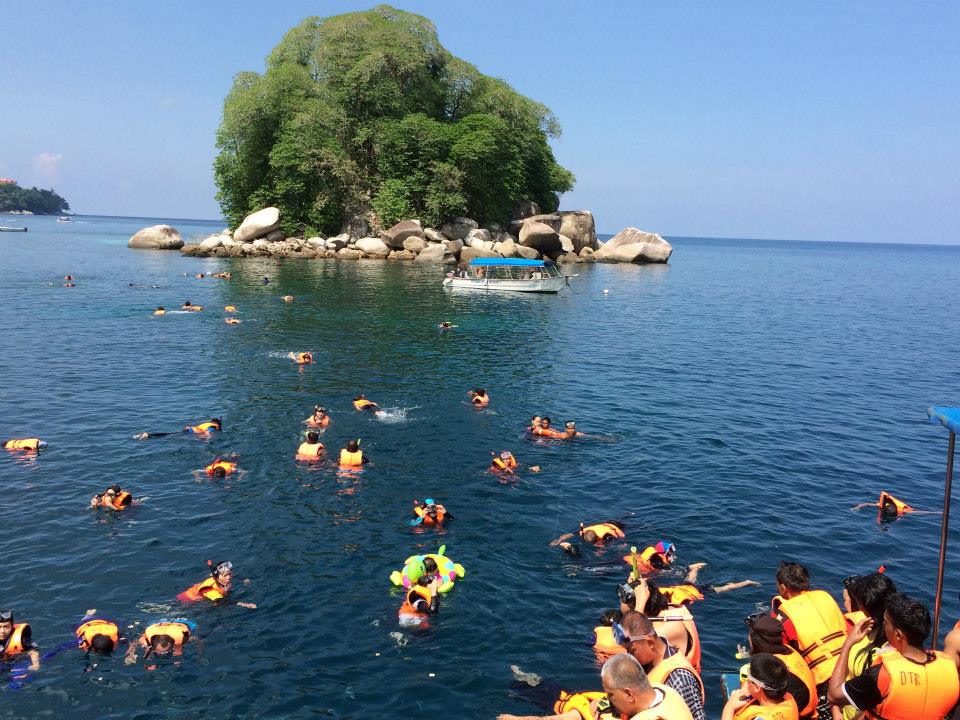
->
[402,236,427,254]
[306,236,326,249]
[355,237,391,258]
[516,244,541,260]
[388,248,416,261]
[511,213,561,235]
[414,243,450,263]
[380,220,423,248]
[460,246,500,263]
[338,247,363,260]
[423,227,446,243]
[233,207,281,243]
[326,233,350,251]
[498,237,518,258]
[128,225,183,250]
[342,213,369,239]
[559,234,575,253]
[440,217,478,240]
[465,228,492,247]
[558,211,599,252]
[180,244,199,256]
[511,200,540,222]
[443,238,463,254]
[198,234,223,252]
[594,227,673,264]
[518,221,562,256]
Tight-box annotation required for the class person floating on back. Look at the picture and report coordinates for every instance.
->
[852,491,939,522]
[289,351,313,365]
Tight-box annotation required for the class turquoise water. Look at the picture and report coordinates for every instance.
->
[2,214,959,718]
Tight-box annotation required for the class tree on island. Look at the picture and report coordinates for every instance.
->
[0,182,70,215]
[214,4,574,236]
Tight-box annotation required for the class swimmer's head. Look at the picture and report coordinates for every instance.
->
[306,431,319,444]
[212,466,226,477]
[582,529,599,543]
[346,439,360,452]
[541,417,552,427]
[150,633,175,656]
[90,633,115,656]
[500,450,511,459]
[423,557,438,573]
[211,418,222,429]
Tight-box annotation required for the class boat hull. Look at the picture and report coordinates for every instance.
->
[442,276,565,293]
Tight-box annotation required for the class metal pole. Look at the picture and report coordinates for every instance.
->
[933,430,955,649]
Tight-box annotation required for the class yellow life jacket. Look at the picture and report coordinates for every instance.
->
[339,449,363,467]
[296,442,324,459]
[773,590,846,684]
[178,576,226,602]
[733,695,799,720]
[844,610,867,631]
[76,619,119,650]
[661,584,705,606]
[592,625,627,657]
[775,646,817,718]
[553,690,608,720]
[865,650,960,720]
[631,685,696,719]
[581,523,625,542]
[1,623,31,658]
[205,459,237,475]
[646,650,704,707]
[4,438,41,451]
[144,621,189,647]
[187,421,219,433]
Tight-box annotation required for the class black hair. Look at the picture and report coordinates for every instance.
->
[776,561,810,592]
[306,431,319,443]
[848,572,897,668]
[628,579,669,616]
[423,557,438,573]
[562,543,581,558]
[885,592,931,647]
[542,417,551,425]
[750,653,789,700]
[599,608,622,626]
[108,484,122,494]
[477,388,486,394]
[90,634,115,655]
[146,633,175,658]
[212,466,226,477]
[346,439,359,451]
[211,418,222,426]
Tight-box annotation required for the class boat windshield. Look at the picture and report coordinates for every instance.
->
[466,263,559,280]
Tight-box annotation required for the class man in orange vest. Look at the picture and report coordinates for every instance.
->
[616,612,706,720]
[828,593,960,720]
[772,561,846,718]
[0,610,41,670]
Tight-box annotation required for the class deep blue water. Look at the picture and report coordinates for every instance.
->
[2,214,959,718]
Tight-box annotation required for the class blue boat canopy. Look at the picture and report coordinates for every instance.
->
[468,258,546,267]
[929,407,960,435]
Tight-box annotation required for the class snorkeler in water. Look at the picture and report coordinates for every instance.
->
[852,491,939,521]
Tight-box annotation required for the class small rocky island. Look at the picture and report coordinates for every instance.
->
[128,205,672,266]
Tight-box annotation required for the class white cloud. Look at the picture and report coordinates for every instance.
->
[30,152,63,186]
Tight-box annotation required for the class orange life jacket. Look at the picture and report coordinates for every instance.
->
[353,399,375,410]
[296,442,324,460]
[224,318,240,325]
[144,621,189,648]
[295,353,312,364]
[492,454,517,471]
[879,491,914,516]
[535,427,565,439]
[623,545,668,574]
[1,623,30,658]
[659,604,702,673]
[773,590,847,684]
[103,491,132,509]
[187,422,219,433]
[844,610,867,632]
[339,448,363,467]
[661,584,705,606]
[733,695,799,720]
[154,309,166,315]
[775,646,818,718]
[178,576,226,603]
[631,685,696,720]
[205,459,237,476]
[414,505,447,525]
[398,585,433,622]
[553,690,608,720]
[865,650,960,720]
[76,619,119,650]
[581,523,625,542]
[182,305,202,311]
[593,625,628,657]
[4,438,41,451]
[647,647,705,704]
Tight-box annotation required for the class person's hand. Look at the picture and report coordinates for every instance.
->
[529,466,541,473]
[85,608,96,616]
[237,601,257,609]
[846,617,874,646]
[726,688,752,711]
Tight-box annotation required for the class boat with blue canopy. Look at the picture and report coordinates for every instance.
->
[442,257,568,293]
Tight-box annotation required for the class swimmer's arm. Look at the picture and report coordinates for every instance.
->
[710,580,760,593]
[851,503,879,511]
[361,455,371,464]
[89,495,102,508]
[27,648,40,670]
[632,577,651,612]
[497,713,579,720]
[191,471,204,482]
[549,533,576,546]
[124,636,147,664]
[685,562,706,583]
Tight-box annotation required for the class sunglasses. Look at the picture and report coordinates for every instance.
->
[612,621,654,647]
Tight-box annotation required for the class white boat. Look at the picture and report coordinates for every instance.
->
[442,258,568,293]
[57,216,71,222]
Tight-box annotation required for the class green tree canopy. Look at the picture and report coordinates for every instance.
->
[214,4,573,235]
[0,182,70,215]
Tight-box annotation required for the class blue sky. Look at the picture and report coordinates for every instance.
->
[3,1,958,242]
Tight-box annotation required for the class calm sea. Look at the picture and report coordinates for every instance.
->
[1,214,959,718]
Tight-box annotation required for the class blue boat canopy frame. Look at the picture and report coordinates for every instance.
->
[927,406,959,646]
[467,258,549,267]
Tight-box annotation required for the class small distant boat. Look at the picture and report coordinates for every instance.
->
[57,216,71,222]
[0,226,27,232]
[442,258,568,293]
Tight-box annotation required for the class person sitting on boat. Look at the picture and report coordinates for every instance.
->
[474,266,486,279]
[722,653,799,720]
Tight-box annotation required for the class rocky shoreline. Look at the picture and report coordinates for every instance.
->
[127,205,673,265]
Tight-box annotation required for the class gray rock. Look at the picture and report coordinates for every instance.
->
[402,236,427,254]
[516,244,540,260]
[389,248,417,261]
[559,234,575,253]
[579,246,595,259]
[307,236,326,249]
[233,207,281,243]
[518,221,562,256]
[440,217,478,240]
[423,227,446,243]
[355,237,391,258]
[558,210,599,252]
[266,229,286,243]
[511,200,541,222]
[595,242,647,263]
[179,244,199,256]
[594,227,673,263]
[128,224,183,250]
[460,246,500,263]
[337,247,363,260]
[326,233,350,250]
[511,213,561,236]
[498,237,518,258]
[443,238,464,254]
[414,243,450,263]
[253,238,269,249]
[465,228,492,247]
[198,234,223,252]
[380,220,423,248]
[342,213,369,239]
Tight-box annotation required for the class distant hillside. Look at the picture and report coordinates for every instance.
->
[0,181,70,214]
